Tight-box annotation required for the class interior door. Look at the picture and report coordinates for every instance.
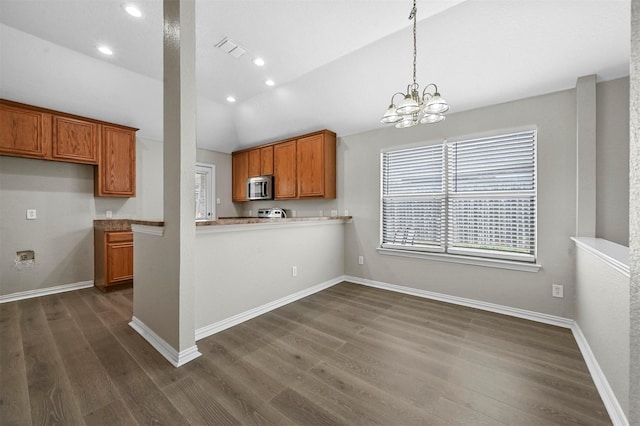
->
[195,163,215,221]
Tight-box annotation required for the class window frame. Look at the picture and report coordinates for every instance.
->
[379,129,540,272]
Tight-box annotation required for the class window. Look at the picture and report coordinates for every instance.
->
[381,130,536,263]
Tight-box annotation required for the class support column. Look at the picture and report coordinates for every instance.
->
[576,74,597,237]
[629,0,640,423]
[130,0,199,367]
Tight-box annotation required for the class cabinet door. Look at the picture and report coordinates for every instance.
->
[274,141,297,199]
[248,149,261,177]
[98,125,136,197]
[52,115,98,164]
[0,102,51,159]
[297,134,326,197]
[106,241,133,284]
[260,145,274,175]
[232,151,249,201]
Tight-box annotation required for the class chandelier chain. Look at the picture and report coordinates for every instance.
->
[379,0,449,127]
[411,0,417,86]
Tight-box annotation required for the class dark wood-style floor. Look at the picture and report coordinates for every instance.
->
[0,281,611,425]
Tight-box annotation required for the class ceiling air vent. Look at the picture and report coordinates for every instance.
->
[215,37,247,59]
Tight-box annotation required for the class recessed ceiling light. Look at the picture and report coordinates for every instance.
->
[98,45,113,55]
[123,4,142,17]
[265,79,275,86]
[226,96,236,103]
[253,58,265,67]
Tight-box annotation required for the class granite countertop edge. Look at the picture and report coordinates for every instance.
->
[196,216,353,226]
[93,219,165,231]
[94,216,351,230]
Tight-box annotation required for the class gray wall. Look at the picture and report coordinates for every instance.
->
[340,81,627,319]
[597,78,630,246]
[628,0,639,422]
[195,222,345,330]
[0,157,95,295]
[0,137,163,296]
[575,244,630,417]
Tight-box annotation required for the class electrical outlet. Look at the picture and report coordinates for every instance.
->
[16,250,35,262]
[552,284,564,298]
[291,266,297,277]
[216,198,221,205]
[26,209,37,220]
[106,210,113,218]
[344,209,350,216]
[358,256,364,265]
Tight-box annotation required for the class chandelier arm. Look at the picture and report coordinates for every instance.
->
[388,92,405,104]
[422,83,439,97]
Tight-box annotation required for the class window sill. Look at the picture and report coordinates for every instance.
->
[376,247,542,273]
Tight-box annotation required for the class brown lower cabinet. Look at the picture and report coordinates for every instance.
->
[94,229,133,291]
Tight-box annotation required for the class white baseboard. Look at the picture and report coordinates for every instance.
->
[344,275,626,426]
[344,275,574,328]
[129,316,201,367]
[0,280,94,303]
[571,323,629,426]
[195,276,343,341]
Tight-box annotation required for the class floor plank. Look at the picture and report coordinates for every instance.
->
[0,281,612,425]
[19,298,85,425]
[0,302,32,426]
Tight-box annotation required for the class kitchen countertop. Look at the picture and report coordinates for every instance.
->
[95,217,350,230]
[196,216,352,226]
[94,219,165,231]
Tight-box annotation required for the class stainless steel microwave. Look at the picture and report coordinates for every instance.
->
[247,176,274,200]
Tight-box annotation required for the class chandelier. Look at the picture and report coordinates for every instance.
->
[380,0,449,128]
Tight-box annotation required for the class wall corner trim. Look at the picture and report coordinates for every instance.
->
[0,280,94,304]
[129,316,201,368]
[572,323,629,426]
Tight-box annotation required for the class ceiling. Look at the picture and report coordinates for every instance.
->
[0,0,631,153]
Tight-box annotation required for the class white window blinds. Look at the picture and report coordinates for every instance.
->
[381,144,445,252]
[447,131,536,261]
[381,130,537,263]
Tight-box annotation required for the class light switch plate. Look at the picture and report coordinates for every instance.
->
[26,209,37,220]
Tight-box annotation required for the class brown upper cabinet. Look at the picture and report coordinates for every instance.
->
[297,133,336,199]
[96,125,136,197]
[260,145,274,176]
[0,101,52,159]
[52,115,99,164]
[232,129,336,202]
[274,141,297,199]
[0,99,137,197]
[232,150,249,201]
[248,148,261,177]
[247,146,274,178]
